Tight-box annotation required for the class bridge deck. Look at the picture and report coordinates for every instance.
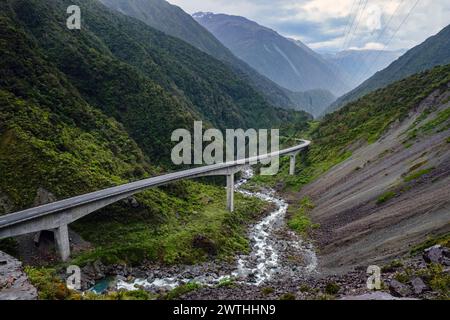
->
[0,141,310,229]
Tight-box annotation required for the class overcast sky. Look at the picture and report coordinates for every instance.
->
[168,0,450,53]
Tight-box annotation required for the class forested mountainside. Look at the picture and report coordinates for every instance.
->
[328,24,450,115]
[98,0,292,111]
[99,0,333,116]
[0,0,311,213]
[2,0,310,160]
[193,12,350,96]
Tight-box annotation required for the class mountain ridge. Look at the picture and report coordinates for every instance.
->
[99,0,335,116]
[193,11,350,96]
[326,24,450,115]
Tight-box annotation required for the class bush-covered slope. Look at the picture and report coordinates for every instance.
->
[327,24,450,114]
[0,5,153,210]
[6,0,310,161]
[194,12,350,96]
[252,64,450,190]
[0,0,279,265]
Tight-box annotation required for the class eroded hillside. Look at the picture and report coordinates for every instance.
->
[300,85,450,273]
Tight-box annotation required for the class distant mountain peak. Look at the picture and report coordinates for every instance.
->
[326,23,450,115]
[194,12,350,96]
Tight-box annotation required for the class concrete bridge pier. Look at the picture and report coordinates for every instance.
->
[289,153,297,175]
[226,173,235,212]
[53,224,70,262]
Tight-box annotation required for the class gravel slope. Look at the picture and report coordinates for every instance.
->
[296,88,450,274]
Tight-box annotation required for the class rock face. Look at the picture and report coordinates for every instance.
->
[0,251,37,300]
[33,187,57,207]
[410,277,428,295]
[0,191,14,215]
[389,280,412,297]
[423,245,450,265]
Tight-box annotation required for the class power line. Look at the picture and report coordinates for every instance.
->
[338,0,360,52]
[343,0,369,50]
[329,0,369,96]
[356,0,421,84]
[327,0,360,96]
[350,0,406,85]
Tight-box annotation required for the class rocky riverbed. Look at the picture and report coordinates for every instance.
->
[85,169,318,295]
[80,169,449,300]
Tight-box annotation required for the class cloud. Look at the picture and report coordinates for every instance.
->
[349,42,385,51]
[168,0,450,52]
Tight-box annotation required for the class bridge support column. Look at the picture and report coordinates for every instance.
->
[53,224,70,262]
[226,173,235,212]
[289,153,297,175]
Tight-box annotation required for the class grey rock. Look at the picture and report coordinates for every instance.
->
[33,187,57,206]
[389,280,412,297]
[129,197,140,208]
[423,245,446,264]
[0,192,14,214]
[410,277,428,295]
[0,251,38,300]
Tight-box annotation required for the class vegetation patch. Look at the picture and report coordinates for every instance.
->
[287,197,319,236]
[410,233,450,256]
[418,107,450,133]
[279,293,296,300]
[299,284,311,293]
[381,259,404,273]
[24,267,74,300]
[163,282,202,300]
[71,182,269,266]
[407,160,428,174]
[403,168,434,182]
[325,282,340,295]
[416,264,450,299]
[376,191,396,205]
[261,287,274,295]
[217,277,236,288]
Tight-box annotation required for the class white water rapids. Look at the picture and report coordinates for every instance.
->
[116,168,317,292]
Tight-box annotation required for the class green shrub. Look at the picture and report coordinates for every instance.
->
[164,282,201,300]
[217,278,235,288]
[377,191,396,204]
[325,282,340,295]
[279,293,296,300]
[287,197,319,235]
[299,284,311,292]
[394,272,410,284]
[410,233,450,256]
[24,267,72,300]
[261,287,274,295]
[403,168,434,182]
[381,259,404,272]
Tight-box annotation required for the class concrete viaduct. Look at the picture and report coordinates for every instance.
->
[0,140,310,261]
